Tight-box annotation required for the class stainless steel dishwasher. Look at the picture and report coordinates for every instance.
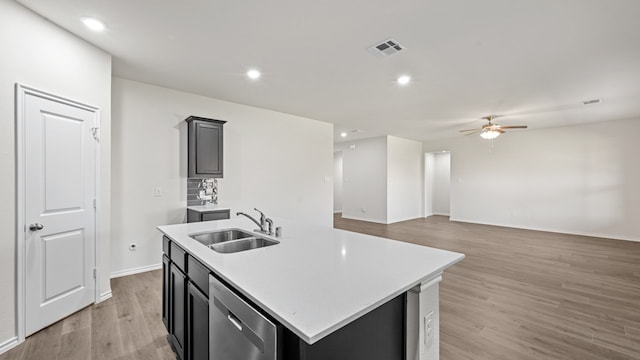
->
[209,275,279,360]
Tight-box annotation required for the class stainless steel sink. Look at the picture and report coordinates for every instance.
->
[189,228,255,246]
[209,237,279,254]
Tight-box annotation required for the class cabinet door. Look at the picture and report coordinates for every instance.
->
[162,255,170,330]
[187,282,209,360]
[170,263,187,360]
[187,117,225,178]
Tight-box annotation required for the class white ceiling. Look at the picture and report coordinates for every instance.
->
[16,0,640,143]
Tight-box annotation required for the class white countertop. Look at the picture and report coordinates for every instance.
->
[157,218,464,344]
[187,204,231,212]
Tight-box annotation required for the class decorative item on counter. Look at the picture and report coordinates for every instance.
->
[197,178,218,205]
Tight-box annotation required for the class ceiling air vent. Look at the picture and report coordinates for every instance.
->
[582,99,601,105]
[368,38,405,58]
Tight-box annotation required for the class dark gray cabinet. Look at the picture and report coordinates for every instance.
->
[162,255,170,330]
[187,282,209,360]
[163,237,211,360]
[186,116,226,179]
[187,208,230,223]
[169,263,187,360]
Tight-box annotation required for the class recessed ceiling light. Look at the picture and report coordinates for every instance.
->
[397,75,411,85]
[340,132,347,137]
[247,69,261,80]
[81,17,105,32]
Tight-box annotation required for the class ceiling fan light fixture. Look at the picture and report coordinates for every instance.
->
[480,129,503,140]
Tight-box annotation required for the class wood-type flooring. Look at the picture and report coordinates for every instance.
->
[0,270,174,360]
[1,214,639,359]
[334,214,640,360]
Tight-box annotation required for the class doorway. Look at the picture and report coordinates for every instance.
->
[16,85,100,338]
[425,151,451,217]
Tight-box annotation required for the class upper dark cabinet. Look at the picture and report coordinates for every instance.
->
[186,116,226,178]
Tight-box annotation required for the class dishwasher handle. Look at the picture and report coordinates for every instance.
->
[227,313,243,331]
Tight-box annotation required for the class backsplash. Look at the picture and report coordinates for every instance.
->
[187,178,218,206]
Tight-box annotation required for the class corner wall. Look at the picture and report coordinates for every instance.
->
[0,0,112,347]
[424,118,640,241]
[387,136,424,223]
[339,137,388,223]
[111,78,334,274]
[338,135,424,224]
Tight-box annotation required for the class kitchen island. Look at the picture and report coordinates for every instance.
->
[158,217,464,360]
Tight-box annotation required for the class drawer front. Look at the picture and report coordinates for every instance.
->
[187,256,210,298]
[162,236,170,256]
[170,242,187,272]
[201,210,230,221]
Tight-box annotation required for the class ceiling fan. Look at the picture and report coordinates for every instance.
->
[459,115,528,139]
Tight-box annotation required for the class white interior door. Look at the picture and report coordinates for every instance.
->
[23,90,97,336]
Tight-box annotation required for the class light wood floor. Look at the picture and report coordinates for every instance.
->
[2,215,639,360]
[0,270,175,360]
[334,214,640,360]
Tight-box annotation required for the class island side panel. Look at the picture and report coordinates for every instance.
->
[406,274,442,360]
[285,293,406,360]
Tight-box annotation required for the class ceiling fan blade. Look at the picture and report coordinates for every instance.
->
[498,125,528,129]
[464,130,482,136]
[459,129,480,132]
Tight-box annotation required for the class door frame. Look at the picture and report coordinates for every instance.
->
[15,84,101,342]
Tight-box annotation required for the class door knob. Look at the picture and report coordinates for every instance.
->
[29,223,44,231]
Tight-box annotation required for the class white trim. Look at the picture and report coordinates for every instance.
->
[450,217,640,243]
[340,214,389,224]
[93,103,102,303]
[99,291,112,303]
[0,337,20,356]
[15,83,101,343]
[110,263,162,279]
[431,212,450,217]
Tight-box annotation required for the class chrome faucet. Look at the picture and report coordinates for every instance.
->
[236,208,273,235]
[254,208,267,230]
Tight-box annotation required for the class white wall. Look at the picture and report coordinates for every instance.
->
[111,78,333,274]
[424,119,640,241]
[333,151,343,213]
[387,136,424,223]
[0,0,112,347]
[433,152,451,215]
[340,137,388,223]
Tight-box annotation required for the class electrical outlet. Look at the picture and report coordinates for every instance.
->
[360,207,366,213]
[154,187,162,197]
[424,311,434,345]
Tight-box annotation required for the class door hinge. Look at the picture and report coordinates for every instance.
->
[93,268,97,279]
[93,198,97,209]
[91,127,100,142]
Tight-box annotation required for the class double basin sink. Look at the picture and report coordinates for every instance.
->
[189,228,279,254]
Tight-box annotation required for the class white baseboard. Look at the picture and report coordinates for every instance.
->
[0,336,19,356]
[341,214,389,224]
[110,263,162,279]
[99,290,112,303]
[450,217,640,243]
